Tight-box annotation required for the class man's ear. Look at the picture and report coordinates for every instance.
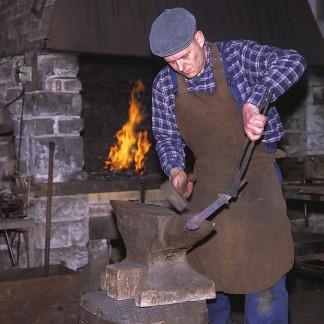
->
[195,31,205,47]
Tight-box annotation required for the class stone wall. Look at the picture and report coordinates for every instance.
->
[0,0,56,193]
[1,50,89,270]
[279,66,324,159]
[305,68,324,156]
[0,55,23,193]
[0,0,89,268]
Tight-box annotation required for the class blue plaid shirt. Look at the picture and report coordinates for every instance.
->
[152,40,307,176]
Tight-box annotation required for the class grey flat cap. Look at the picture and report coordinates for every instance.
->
[149,8,196,57]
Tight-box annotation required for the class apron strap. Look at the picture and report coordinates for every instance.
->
[176,71,188,97]
[209,42,229,101]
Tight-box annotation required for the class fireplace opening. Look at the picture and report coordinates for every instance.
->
[78,54,166,182]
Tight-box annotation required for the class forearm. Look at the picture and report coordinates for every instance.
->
[152,76,187,177]
[154,135,186,176]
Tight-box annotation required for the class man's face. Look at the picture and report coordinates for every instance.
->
[164,31,206,79]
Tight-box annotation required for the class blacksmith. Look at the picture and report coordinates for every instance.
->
[149,7,307,323]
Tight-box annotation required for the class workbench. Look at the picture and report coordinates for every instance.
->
[283,182,324,279]
[283,183,324,202]
[0,217,35,267]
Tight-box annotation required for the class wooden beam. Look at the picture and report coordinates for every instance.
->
[14,175,166,197]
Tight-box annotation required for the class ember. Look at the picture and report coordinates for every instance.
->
[104,80,151,174]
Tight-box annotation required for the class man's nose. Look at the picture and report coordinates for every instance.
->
[176,60,185,71]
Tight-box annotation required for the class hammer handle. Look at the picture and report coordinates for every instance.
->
[178,173,197,195]
[187,173,197,183]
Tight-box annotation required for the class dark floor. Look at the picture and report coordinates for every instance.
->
[1,236,324,323]
[0,263,323,323]
[231,269,324,324]
[232,289,324,324]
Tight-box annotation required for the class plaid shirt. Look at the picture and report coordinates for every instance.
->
[152,40,307,176]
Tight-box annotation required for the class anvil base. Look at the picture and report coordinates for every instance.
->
[79,291,209,324]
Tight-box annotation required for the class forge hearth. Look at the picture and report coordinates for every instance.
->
[78,54,164,176]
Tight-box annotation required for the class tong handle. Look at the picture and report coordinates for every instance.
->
[259,88,274,116]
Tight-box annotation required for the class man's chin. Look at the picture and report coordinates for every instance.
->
[182,72,197,79]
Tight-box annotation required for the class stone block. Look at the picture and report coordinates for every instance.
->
[281,131,307,149]
[282,144,308,158]
[6,100,22,116]
[70,219,90,246]
[38,54,79,79]
[58,118,84,134]
[44,78,82,92]
[23,136,84,179]
[0,142,14,157]
[284,115,306,132]
[29,195,88,222]
[0,161,7,178]
[0,56,22,79]
[62,79,82,92]
[16,159,28,175]
[307,133,324,149]
[306,105,324,132]
[85,239,109,292]
[32,245,86,270]
[5,87,23,101]
[313,86,324,104]
[23,92,82,117]
[14,118,55,136]
[34,222,71,249]
[44,246,89,270]
[0,159,15,178]
[29,29,47,42]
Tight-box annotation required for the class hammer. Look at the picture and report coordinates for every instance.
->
[160,173,196,213]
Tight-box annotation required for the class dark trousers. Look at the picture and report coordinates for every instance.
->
[207,276,288,324]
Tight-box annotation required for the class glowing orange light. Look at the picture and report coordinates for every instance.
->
[104,80,151,174]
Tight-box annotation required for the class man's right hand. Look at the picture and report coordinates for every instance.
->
[169,168,194,199]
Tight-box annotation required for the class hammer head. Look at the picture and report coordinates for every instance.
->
[160,180,190,213]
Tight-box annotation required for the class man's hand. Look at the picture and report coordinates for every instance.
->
[169,168,193,199]
[242,103,267,141]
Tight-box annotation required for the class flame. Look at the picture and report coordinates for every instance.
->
[104,80,151,173]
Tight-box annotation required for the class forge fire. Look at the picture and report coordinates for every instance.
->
[104,80,151,174]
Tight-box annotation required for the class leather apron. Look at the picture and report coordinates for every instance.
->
[174,43,294,294]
